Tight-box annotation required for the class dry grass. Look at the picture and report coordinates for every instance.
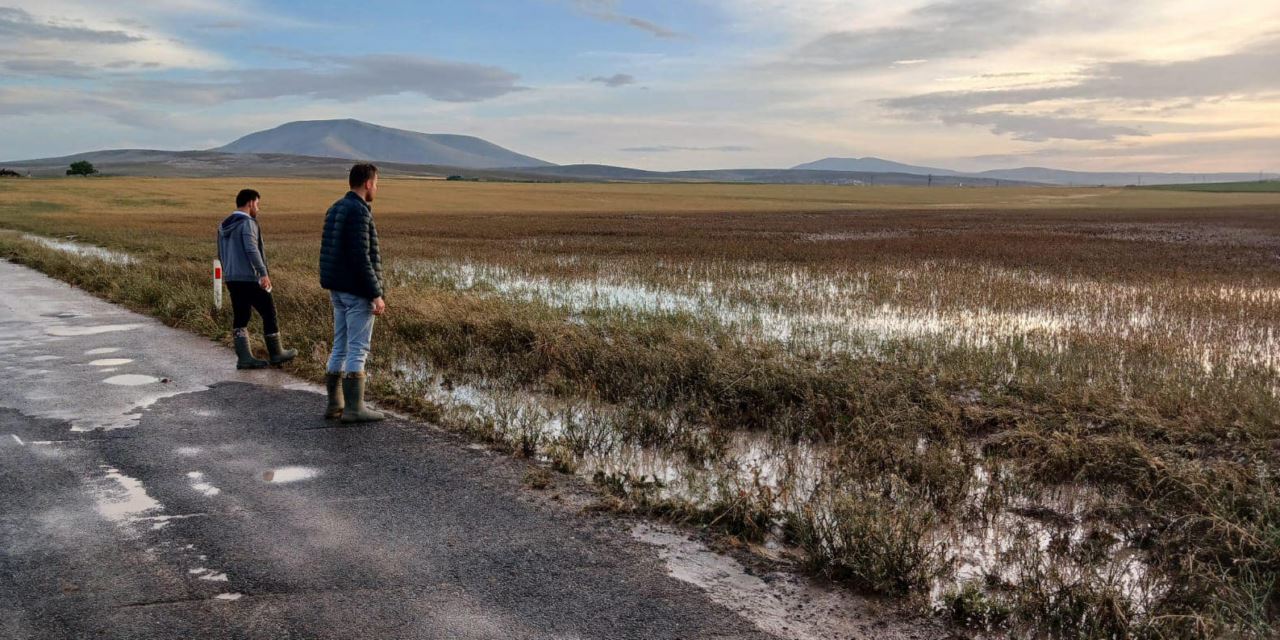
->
[3,177,1280,638]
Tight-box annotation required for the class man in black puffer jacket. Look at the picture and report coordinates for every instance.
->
[319,163,386,423]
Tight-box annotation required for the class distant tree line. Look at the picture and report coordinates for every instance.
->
[0,168,22,178]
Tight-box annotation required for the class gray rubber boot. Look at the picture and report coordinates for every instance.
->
[325,372,344,420]
[234,335,268,370]
[340,372,385,423]
[265,333,297,366]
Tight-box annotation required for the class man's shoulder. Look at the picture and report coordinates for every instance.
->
[327,193,369,217]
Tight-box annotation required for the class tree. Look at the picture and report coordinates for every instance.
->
[67,160,98,176]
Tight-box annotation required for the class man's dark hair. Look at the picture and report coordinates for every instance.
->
[236,189,260,208]
[349,163,378,189]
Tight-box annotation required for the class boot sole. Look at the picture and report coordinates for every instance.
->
[340,415,386,424]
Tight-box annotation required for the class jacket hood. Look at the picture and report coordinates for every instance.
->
[219,212,251,237]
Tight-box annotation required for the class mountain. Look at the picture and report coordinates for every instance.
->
[793,156,1278,186]
[792,157,965,177]
[506,165,1023,186]
[1,150,563,180]
[2,151,1026,185]
[213,119,553,169]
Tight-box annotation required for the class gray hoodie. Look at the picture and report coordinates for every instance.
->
[217,212,268,282]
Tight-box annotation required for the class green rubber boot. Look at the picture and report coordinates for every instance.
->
[265,333,297,366]
[234,334,268,370]
[325,372,344,420]
[340,372,385,423]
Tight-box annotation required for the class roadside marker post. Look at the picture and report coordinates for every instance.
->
[213,259,223,310]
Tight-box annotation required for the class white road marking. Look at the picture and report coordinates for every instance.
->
[10,434,23,446]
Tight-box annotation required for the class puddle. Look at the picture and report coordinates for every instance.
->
[85,348,121,355]
[90,358,133,367]
[393,258,1280,374]
[214,593,243,601]
[103,374,161,386]
[175,447,203,456]
[47,324,144,337]
[21,234,136,264]
[186,471,221,497]
[30,355,62,362]
[93,467,162,523]
[633,524,910,639]
[283,382,325,395]
[262,466,320,483]
[135,513,206,531]
[42,311,85,319]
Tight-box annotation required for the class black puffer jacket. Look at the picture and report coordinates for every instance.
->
[319,191,383,299]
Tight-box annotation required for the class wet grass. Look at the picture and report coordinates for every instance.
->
[2,177,1280,638]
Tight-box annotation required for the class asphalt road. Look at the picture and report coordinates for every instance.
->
[0,260,780,640]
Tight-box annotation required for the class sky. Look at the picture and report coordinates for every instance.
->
[1,0,1278,172]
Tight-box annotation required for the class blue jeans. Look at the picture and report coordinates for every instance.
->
[327,291,376,374]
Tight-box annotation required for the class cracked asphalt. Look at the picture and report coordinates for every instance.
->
[0,260,780,640]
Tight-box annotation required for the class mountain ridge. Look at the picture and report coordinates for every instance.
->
[793,156,1277,186]
[213,119,554,169]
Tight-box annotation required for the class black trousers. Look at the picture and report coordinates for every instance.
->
[226,281,279,335]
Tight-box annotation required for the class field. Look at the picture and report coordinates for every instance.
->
[2,177,1279,638]
[1143,180,1280,193]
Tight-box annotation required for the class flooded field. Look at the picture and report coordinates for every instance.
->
[1,178,1278,638]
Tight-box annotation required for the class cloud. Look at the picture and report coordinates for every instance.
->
[0,86,176,130]
[621,144,753,152]
[967,136,1280,163]
[0,58,100,79]
[199,19,248,31]
[589,73,636,87]
[944,112,1146,142]
[112,54,528,104]
[880,34,1280,141]
[785,0,1047,70]
[571,0,679,39]
[0,5,225,70]
[0,6,144,44]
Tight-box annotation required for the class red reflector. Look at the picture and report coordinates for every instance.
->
[214,268,222,278]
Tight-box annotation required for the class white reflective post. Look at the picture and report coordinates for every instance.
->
[213,259,223,310]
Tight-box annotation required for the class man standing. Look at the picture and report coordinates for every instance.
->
[217,189,297,369]
[319,164,386,423]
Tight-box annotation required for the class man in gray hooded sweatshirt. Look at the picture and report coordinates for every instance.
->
[217,189,296,369]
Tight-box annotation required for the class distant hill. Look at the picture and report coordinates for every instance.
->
[1,150,560,180]
[793,157,965,177]
[213,119,554,169]
[975,167,1279,187]
[794,157,1278,186]
[2,151,1027,186]
[505,164,1023,186]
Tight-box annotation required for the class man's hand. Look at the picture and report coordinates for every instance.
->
[259,275,273,291]
[372,296,386,316]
